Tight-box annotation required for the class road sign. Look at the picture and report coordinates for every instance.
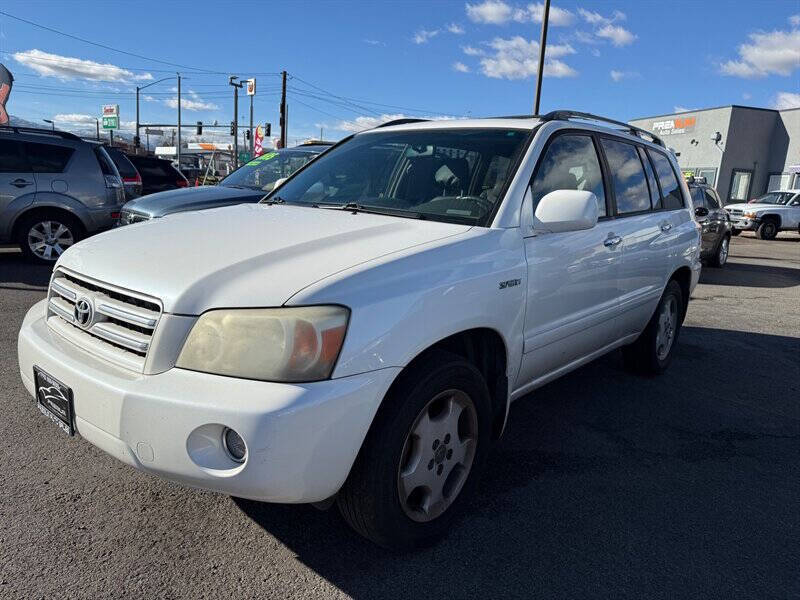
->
[145,128,164,136]
[102,116,119,130]
[102,104,119,117]
[238,151,251,163]
[246,78,256,96]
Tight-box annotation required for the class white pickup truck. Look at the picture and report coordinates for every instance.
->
[725,190,800,239]
[18,112,701,549]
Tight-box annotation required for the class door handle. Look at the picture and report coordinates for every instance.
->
[11,178,34,188]
[604,235,622,247]
[660,222,673,232]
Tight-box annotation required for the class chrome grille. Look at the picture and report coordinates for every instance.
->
[728,209,743,216]
[47,269,162,371]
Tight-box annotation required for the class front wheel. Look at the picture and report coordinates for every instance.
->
[755,220,778,240]
[622,280,683,376]
[337,350,492,549]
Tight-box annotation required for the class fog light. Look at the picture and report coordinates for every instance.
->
[222,427,246,463]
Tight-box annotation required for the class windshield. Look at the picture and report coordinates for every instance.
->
[222,150,319,191]
[751,192,793,205]
[262,128,530,225]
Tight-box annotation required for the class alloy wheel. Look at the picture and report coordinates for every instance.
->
[655,296,678,360]
[27,221,74,261]
[397,389,478,523]
[718,237,729,265]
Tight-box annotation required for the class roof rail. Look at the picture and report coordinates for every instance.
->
[374,118,428,129]
[539,110,665,147]
[0,125,82,141]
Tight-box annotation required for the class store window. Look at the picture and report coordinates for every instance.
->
[729,170,752,202]
[767,173,791,192]
[696,168,717,186]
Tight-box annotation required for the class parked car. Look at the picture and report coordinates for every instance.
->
[125,154,188,196]
[686,176,732,267]
[725,190,800,239]
[0,126,125,263]
[117,143,332,225]
[18,112,701,549]
[86,142,142,201]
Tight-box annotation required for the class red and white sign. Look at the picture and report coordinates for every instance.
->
[102,104,119,117]
[246,78,256,96]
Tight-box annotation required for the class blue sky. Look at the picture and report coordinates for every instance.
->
[1,0,798,144]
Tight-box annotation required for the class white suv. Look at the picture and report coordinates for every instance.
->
[724,190,800,239]
[18,112,701,549]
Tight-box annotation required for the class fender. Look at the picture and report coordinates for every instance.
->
[12,192,95,236]
[0,190,36,241]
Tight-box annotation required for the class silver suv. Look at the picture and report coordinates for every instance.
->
[0,126,125,263]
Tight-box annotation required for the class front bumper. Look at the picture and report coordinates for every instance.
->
[18,299,399,503]
[729,217,756,230]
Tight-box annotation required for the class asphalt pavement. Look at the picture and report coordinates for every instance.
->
[1,232,798,599]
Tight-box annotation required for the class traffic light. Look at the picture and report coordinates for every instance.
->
[230,122,235,136]
[265,122,271,137]
[245,129,251,141]
[133,135,140,148]
[196,121,202,136]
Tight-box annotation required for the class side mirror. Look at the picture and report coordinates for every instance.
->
[694,206,709,217]
[534,190,599,233]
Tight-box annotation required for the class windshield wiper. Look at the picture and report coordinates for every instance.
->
[318,202,425,220]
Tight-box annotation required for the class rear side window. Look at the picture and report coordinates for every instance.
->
[530,134,607,217]
[0,139,30,172]
[600,138,649,214]
[648,149,684,210]
[94,147,116,175]
[690,187,706,208]
[106,148,138,179]
[133,158,171,178]
[23,142,74,173]
[637,146,660,209]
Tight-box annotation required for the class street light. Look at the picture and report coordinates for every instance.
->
[42,119,54,131]
[135,75,177,155]
[229,76,244,169]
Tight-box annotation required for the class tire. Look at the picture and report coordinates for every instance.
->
[17,212,82,264]
[730,229,741,236]
[622,280,683,376]
[708,234,730,268]
[337,349,492,550]
[755,219,778,240]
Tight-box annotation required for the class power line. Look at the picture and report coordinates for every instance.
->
[286,94,348,121]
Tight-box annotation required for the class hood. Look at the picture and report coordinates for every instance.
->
[122,185,265,218]
[58,203,470,314]
[725,202,779,212]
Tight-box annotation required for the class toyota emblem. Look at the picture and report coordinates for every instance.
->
[74,297,94,329]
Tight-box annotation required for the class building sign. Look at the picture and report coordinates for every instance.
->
[246,78,256,96]
[652,116,697,136]
[102,104,119,130]
[254,124,264,156]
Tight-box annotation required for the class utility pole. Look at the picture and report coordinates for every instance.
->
[110,130,114,146]
[249,93,254,154]
[280,70,287,149]
[533,0,550,115]
[177,73,182,172]
[95,119,100,141]
[135,86,140,154]
[229,76,244,168]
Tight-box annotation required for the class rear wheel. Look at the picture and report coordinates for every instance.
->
[622,280,683,376]
[17,213,81,264]
[337,350,492,549]
[755,219,778,240]
[709,235,730,268]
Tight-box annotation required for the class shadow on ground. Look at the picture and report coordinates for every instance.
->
[699,260,800,288]
[0,249,52,289]
[235,326,800,599]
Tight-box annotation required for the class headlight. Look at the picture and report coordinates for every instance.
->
[743,212,757,219]
[176,306,349,382]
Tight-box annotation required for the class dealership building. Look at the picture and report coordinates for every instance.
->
[629,105,800,204]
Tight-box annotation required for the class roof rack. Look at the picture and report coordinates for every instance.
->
[0,125,82,141]
[374,118,429,129]
[538,110,665,147]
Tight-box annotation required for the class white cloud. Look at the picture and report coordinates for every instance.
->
[363,39,384,45]
[142,95,157,102]
[742,92,752,100]
[447,23,465,34]
[466,1,573,26]
[335,113,456,132]
[720,29,800,78]
[773,91,800,109]
[164,91,219,111]
[596,24,636,46]
[790,14,800,27]
[673,106,697,113]
[52,113,96,124]
[453,61,470,73]
[462,45,485,56]
[413,28,440,44]
[12,49,153,82]
[466,0,513,24]
[590,48,601,57]
[610,69,638,82]
[479,36,577,79]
